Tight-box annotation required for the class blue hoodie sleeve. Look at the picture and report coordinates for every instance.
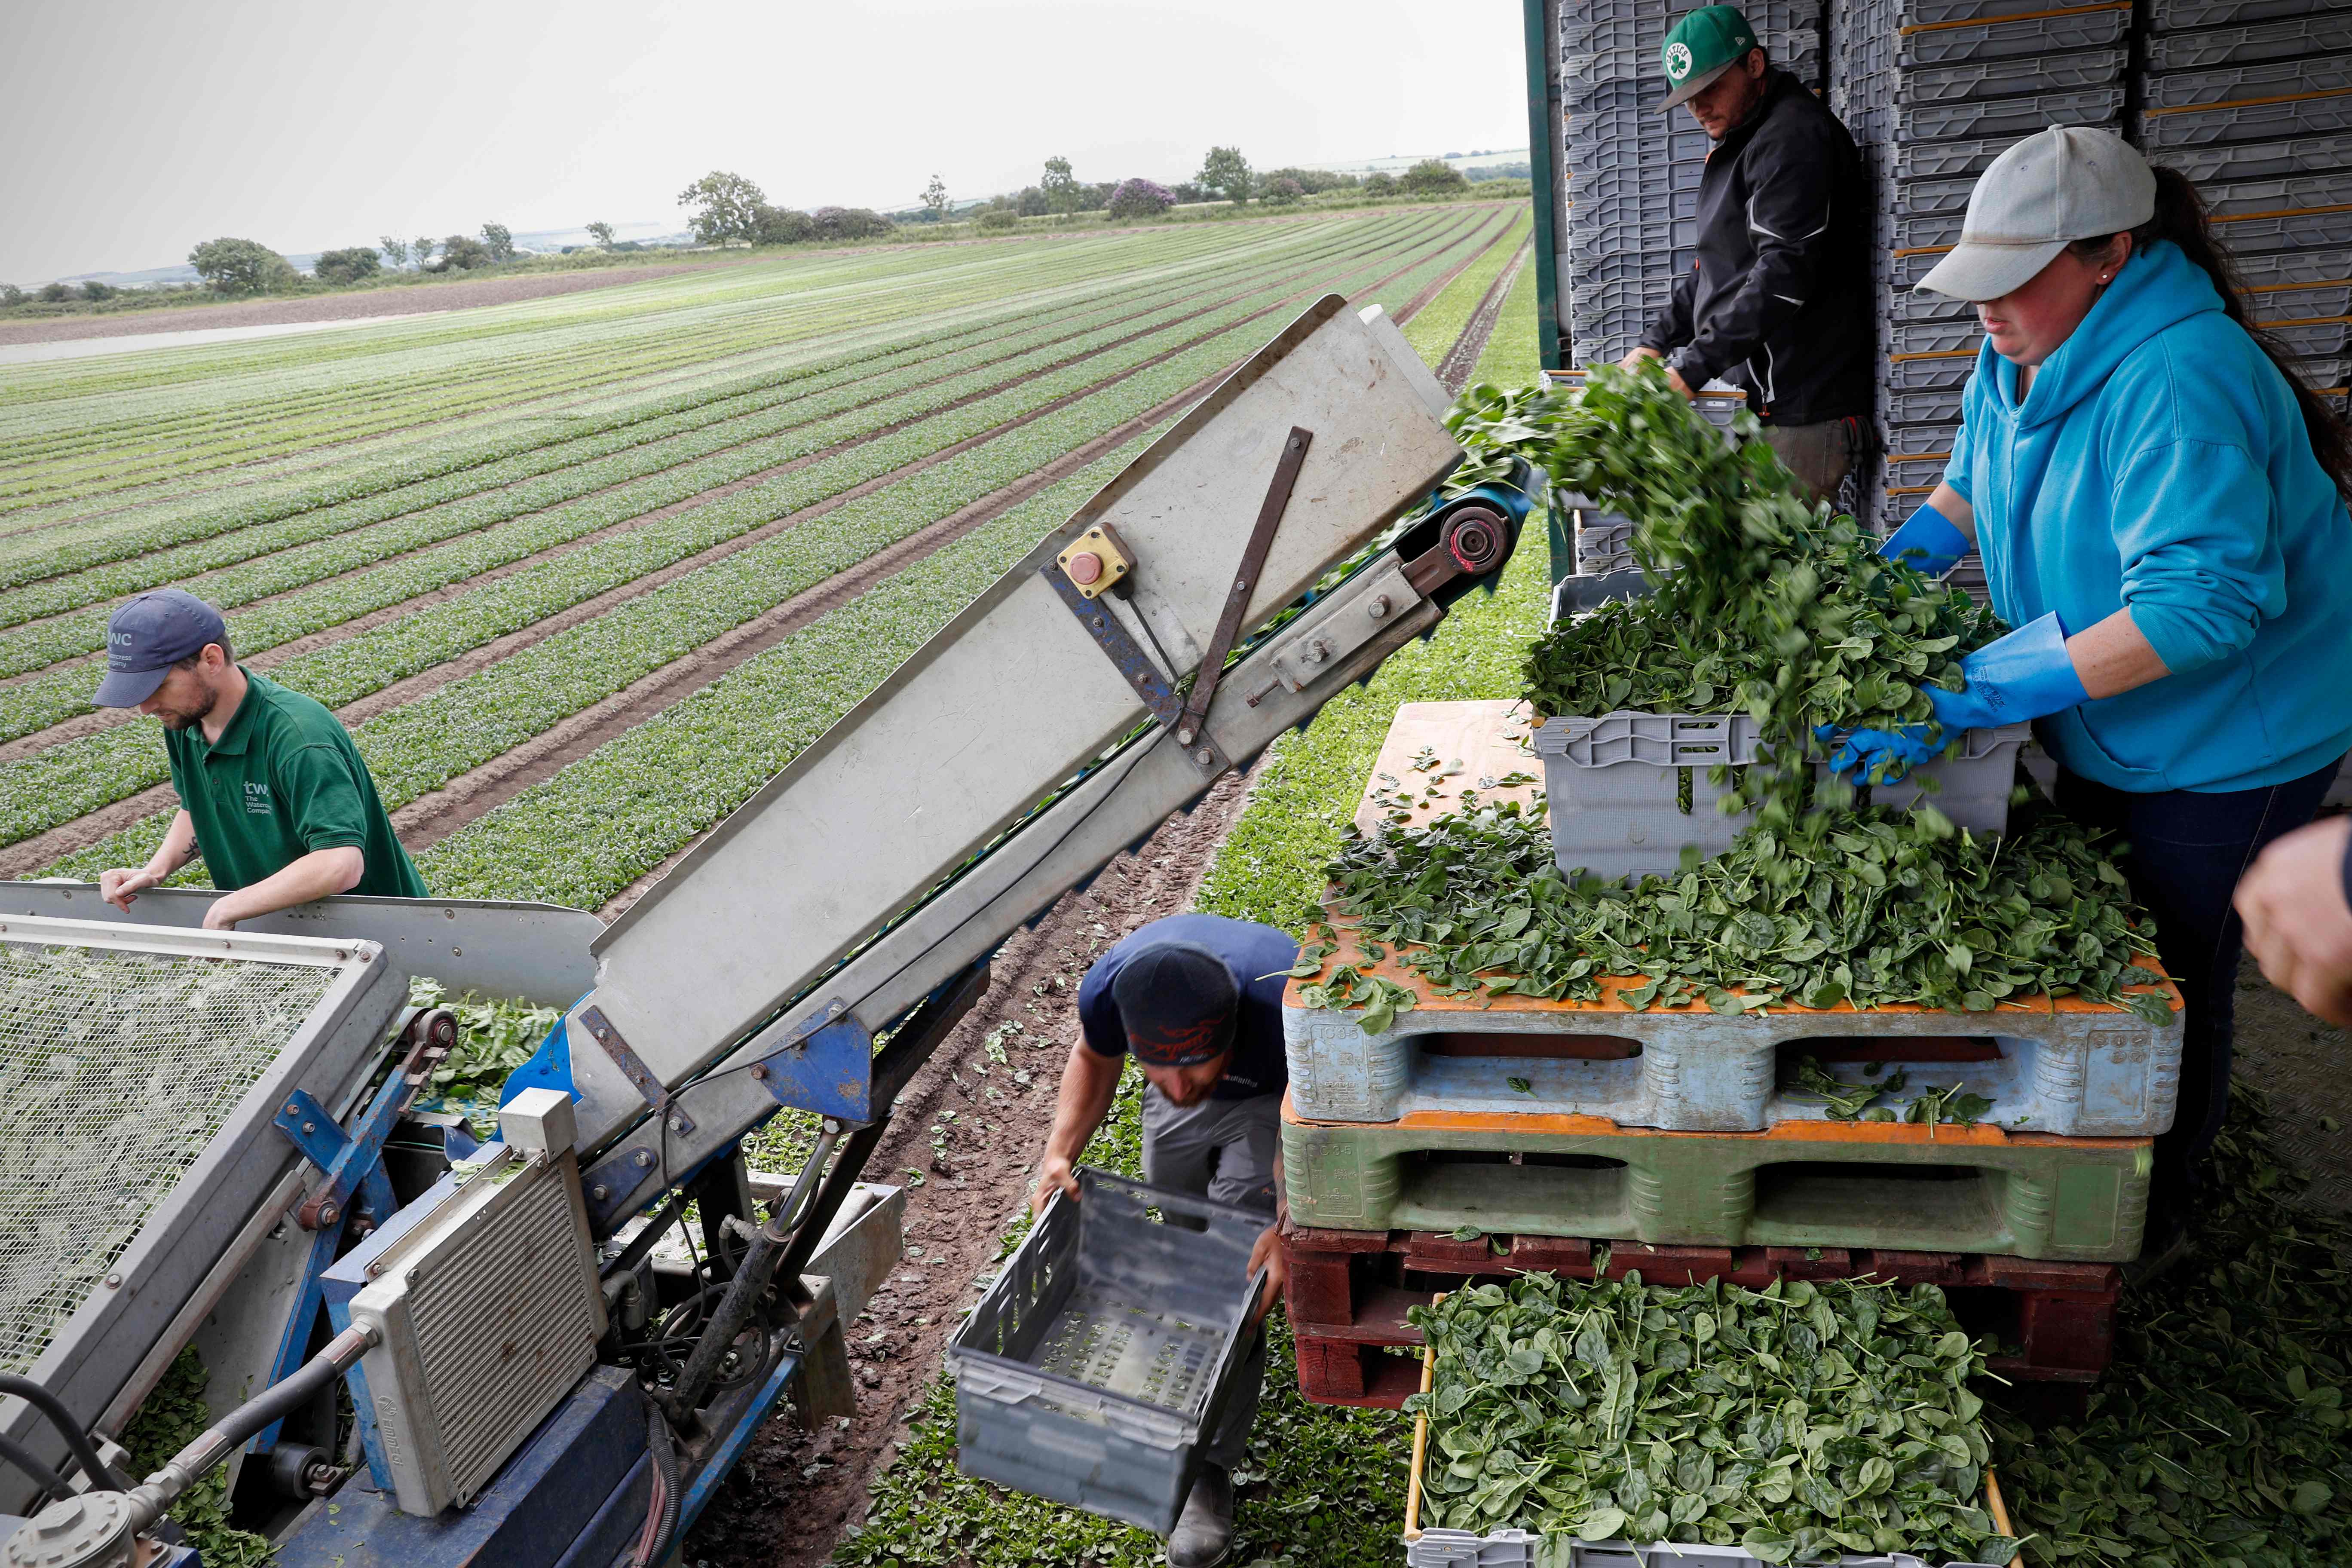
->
[1941,416,1975,505]
[2109,436,2288,676]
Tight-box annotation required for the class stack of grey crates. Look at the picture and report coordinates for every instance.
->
[1836,0,2132,595]
[1560,0,1826,365]
[2136,0,2352,421]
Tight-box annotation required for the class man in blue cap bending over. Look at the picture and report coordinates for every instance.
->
[90,588,427,929]
[1030,912,1298,1568]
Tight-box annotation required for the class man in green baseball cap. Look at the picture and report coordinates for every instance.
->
[1623,5,1875,504]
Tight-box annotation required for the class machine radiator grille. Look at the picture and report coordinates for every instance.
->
[407,1160,600,1504]
[0,937,334,1375]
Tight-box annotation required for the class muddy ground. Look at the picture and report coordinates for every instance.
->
[680,769,1258,1568]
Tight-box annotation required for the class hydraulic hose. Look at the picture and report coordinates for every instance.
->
[0,1373,126,1491]
[0,1434,70,1503]
[127,1325,378,1527]
[631,1408,682,1568]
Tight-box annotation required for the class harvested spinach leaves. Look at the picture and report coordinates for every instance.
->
[1406,1270,2019,1564]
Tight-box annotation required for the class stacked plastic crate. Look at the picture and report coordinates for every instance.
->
[2137,0,2352,420]
[1279,700,2181,1414]
[1558,0,1826,369]
[1837,0,2131,591]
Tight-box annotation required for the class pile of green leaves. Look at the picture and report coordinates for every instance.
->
[1326,796,2170,1019]
[1989,1084,2352,1566]
[1787,1057,1996,1128]
[1406,1270,2017,1564]
[120,1348,274,1567]
[408,977,559,1109]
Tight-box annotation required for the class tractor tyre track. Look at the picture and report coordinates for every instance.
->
[1437,242,1531,392]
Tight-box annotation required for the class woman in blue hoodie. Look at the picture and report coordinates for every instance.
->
[1848,126,2352,1242]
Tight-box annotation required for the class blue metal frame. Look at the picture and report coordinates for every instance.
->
[754,1012,877,1125]
[672,1347,804,1541]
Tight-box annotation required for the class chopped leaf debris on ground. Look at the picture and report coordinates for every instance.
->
[1407,1270,2018,1564]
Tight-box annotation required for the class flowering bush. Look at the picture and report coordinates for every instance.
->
[1106,178,1174,220]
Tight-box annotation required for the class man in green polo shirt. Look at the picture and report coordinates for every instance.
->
[92,588,426,928]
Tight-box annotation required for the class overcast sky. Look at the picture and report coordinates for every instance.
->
[0,0,1531,283]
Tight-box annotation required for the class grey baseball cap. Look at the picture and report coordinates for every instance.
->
[94,589,228,707]
[1918,126,2156,301]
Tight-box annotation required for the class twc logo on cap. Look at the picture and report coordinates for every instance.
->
[1666,41,1693,79]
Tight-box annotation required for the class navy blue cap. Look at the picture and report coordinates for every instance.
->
[1110,941,1238,1067]
[95,589,228,707]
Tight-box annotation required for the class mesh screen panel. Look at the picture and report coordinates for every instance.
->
[0,937,335,1375]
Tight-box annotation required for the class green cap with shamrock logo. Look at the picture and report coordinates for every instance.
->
[1658,5,1760,110]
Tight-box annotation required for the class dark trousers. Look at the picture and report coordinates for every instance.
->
[2055,755,2342,1205]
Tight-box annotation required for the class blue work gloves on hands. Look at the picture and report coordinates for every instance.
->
[1877,500,1972,578]
[1825,612,2090,780]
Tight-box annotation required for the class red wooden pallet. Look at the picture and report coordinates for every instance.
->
[1283,1219,2117,1409]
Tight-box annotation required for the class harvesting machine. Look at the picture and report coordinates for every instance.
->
[0,296,1531,1568]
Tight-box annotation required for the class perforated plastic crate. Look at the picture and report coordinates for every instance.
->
[1569,184,1703,227]
[1568,158,1704,203]
[1899,5,2129,67]
[2212,205,2352,255]
[1567,29,1820,92]
[1899,50,2129,106]
[1890,315,1983,355]
[949,1168,1266,1535]
[2141,56,2352,111]
[2250,280,2352,322]
[2162,130,2352,183]
[1886,383,1970,425]
[1883,246,1952,291]
[1886,453,1957,493]
[1902,0,2122,20]
[1568,273,1680,323]
[1572,248,1701,287]
[1882,352,1976,393]
[1896,132,2024,181]
[1896,171,1985,216]
[1892,209,1967,251]
[2152,0,2352,28]
[1904,87,2125,144]
[2270,317,2352,358]
[2140,89,2352,150]
[2197,173,2352,217]
[2296,353,2352,390]
[2149,12,2352,70]
[2237,245,2352,288]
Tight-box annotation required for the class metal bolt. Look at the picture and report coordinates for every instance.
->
[823,1119,842,1135]
[450,946,462,957]
[445,908,457,919]
[830,999,845,1015]
[668,1115,687,1133]
[104,1273,122,1288]
[590,1184,609,1201]
[1195,748,1215,765]
[406,1268,423,1286]
[316,1202,340,1226]
[633,1150,654,1169]
[285,1102,300,1115]
[750,1064,769,1081]
[1234,576,1250,593]
[1368,594,1391,619]
[1175,724,1196,745]
[301,1121,317,1134]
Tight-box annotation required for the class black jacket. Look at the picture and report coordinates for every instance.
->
[1638,72,1873,426]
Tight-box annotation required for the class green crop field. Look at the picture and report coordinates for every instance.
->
[0,205,1531,901]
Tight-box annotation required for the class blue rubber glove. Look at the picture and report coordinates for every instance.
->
[1826,613,2088,780]
[1877,500,1971,578]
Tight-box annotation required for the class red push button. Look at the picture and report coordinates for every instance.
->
[1067,551,1103,585]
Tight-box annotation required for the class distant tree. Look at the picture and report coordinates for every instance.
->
[1106,178,1175,220]
[1362,172,1398,196]
[437,233,493,270]
[1040,156,1082,216]
[378,236,409,268]
[1259,176,1305,206]
[810,206,893,241]
[1400,158,1469,194]
[976,208,1018,231]
[753,203,815,245]
[1262,166,1351,195]
[0,285,23,306]
[480,223,515,263]
[1014,186,1049,217]
[585,220,616,248]
[677,170,768,244]
[920,175,949,222]
[188,236,297,295]
[1170,181,1206,205]
[412,236,438,270]
[80,279,116,300]
[1197,146,1252,205]
[40,282,71,302]
[312,246,381,284]
[1083,181,1117,211]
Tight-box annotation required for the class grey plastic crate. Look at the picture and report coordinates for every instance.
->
[2213,205,2352,255]
[2150,12,2352,70]
[1886,455,1956,493]
[2153,0,2352,27]
[2297,353,2352,389]
[1886,383,1970,425]
[949,1168,1265,1535]
[2163,129,2352,184]
[1890,315,1983,355]
[1899,5,2128,66]
[2236,245,2352,288]
[1568,28,1819,91]
[2251,279,2352,322]
[1569,158,1703,202]
[1896,171,1985,216]
[1902,0,2122,21]
[2142,56,2352,111]
[1569,273,1679,320]
[1899,49,2129,106]
[1892,208,1967,250]
[1889,279,1982,322]
[1573,248,1701,287]
[1903,87,2125,144]
[1571,184,1703,226]
[1534,712,2032,880]
[2140,90,2352,150]
[2197,172,2352,217]
[1882,352,1976,392]
[1896,132,2024,181]
[2272,317,2352,357]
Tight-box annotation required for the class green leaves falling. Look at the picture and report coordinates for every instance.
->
[409,976,560,1110]
[1406,1271,2018,1564]
[1317,797,2168,1015]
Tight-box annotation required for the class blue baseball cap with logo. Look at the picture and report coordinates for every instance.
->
[95,589,230,707]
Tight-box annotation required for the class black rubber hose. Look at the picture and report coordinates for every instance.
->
[0,1373,125,1491]
[0,1433,70,1503]
[150,1327,374,1493]
[635,1409,682,1568]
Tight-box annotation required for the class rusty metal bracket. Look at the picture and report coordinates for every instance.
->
[579,1004,694,1136]
[1175,425,1313,750]
[1046,561,1231,777]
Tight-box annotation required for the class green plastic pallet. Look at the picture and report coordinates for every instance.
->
[1280,1096,2152,1262]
